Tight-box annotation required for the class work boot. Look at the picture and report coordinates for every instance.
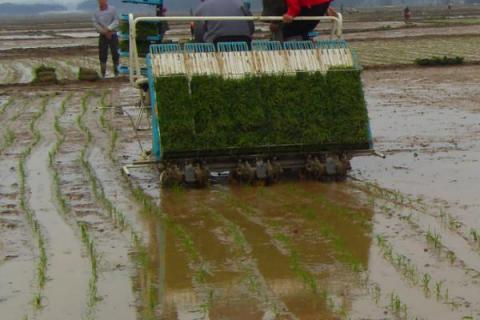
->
[113,63,119,77]
[100,63,107,78]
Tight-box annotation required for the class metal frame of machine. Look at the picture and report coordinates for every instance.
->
[123,14,383,185]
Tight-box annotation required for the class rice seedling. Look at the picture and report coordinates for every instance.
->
[422,273,431,295]
[3,128,15,147]
[78,222,99,312]
[389,292,408,319]
[446,250,456,265]
[470,229,480,247]
[435,281,444,300]
[376,235,418,284]
[128,186,214,314]
[0,96,14,117]
[274,233,318,294]
[33,293,42,309]
[426,229,442,249]
[376,233,454,307]
[439,209,463,231]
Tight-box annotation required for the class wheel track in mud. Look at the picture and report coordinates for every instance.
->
[26,92,91,320]
[199,205,295,319]
[16,95,50,315]
[0,95,41,320]
[0,97,19,155]
[59,91,136,320]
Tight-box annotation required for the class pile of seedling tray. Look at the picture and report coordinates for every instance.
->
[155,67,370,159]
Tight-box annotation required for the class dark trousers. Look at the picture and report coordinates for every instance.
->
[99,33,119,64]
[282,2,331,40]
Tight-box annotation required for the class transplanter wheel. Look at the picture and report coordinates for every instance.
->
[193,163,210,188]
[231,160,255,184]
[266,158,283,185]
[160,163,183,187]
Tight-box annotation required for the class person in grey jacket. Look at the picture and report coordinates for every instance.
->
[93,0,119,78]
[193,0,254,46]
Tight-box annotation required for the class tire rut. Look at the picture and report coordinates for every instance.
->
[0,95,39,320]
[26,93,90,320]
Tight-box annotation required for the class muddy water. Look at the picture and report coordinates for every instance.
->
[121,182,378,319]
[26,96,90,319]
[0,97,43,319]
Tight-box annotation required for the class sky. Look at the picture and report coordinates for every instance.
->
[0,0,82,10]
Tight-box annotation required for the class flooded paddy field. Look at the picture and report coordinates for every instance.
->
[1,7,480,320]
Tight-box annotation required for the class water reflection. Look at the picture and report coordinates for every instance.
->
[133,180,374,319]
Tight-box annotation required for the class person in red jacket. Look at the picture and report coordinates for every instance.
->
[282,0,332,40]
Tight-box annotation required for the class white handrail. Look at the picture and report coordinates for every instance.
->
[128,14,344,84]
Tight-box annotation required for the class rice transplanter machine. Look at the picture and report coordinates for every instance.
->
[124,13,382,186]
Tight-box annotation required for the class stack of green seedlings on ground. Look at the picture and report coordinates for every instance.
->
[415,56,464,66]
[155,68,370,157]
[31,65,57,84]
[376,235,454,305]
[78,67,99,81]
[18,96,50,309]
[119,19,168,57]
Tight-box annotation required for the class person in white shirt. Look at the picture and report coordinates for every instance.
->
[93,0,119,77]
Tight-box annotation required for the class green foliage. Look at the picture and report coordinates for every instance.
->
[78,67,99,81]
[119,20,166,39]
[32,65,57,83]
[155,69,370,158]
[119,20,168,57]
[119,39,151,57]
[415,56,464,66]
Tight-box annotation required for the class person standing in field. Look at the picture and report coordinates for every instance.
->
[404,6,411,24]
[282,0,333,40]
[93,0,119,78]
